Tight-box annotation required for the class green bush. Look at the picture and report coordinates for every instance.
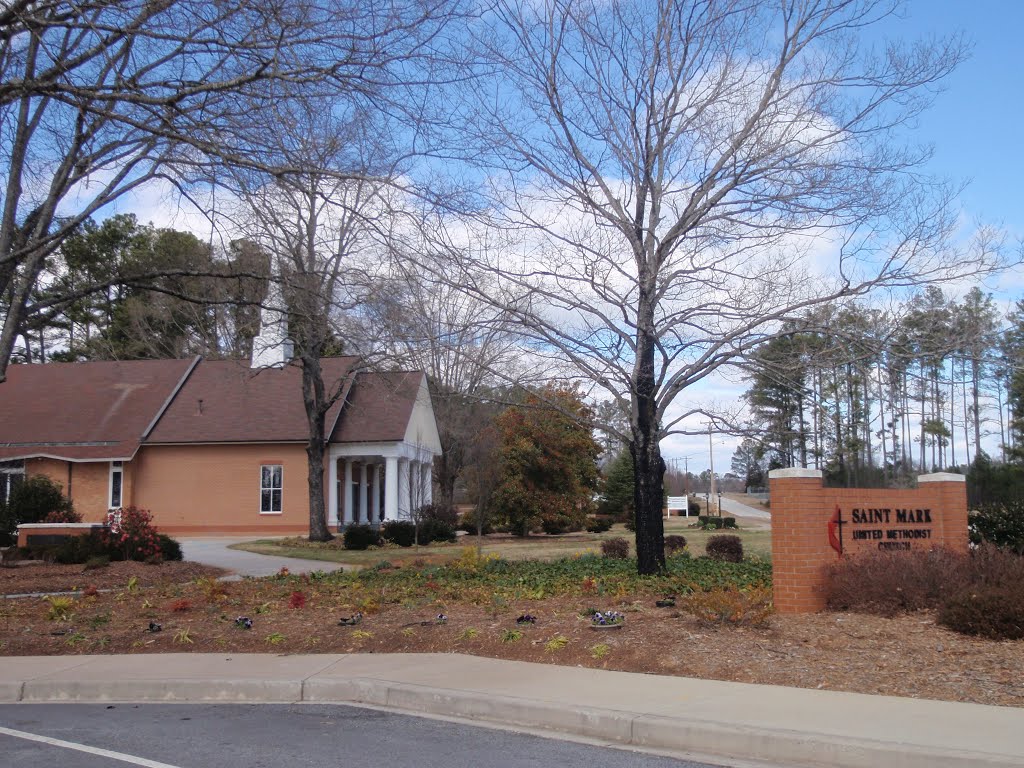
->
[415,503,458,527]
[1,475,75,545]
[601,537,629,559]
[938,586,1024,640]
[697,515,724,529]
[541,514,582,535]
[158,534,183,561]
[723,517,737,529]
[457,512,493,535]
[687,498,701,515]
[343,524,380,550]
[586,516,613,533]
[418,518,456,544]
[706,534,743,562]
[969,502,1024,554]
[51,532,107,564]
[381,520,417,547]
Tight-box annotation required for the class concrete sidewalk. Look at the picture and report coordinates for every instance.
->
[1,653,1020,768]
[178,537,346,577]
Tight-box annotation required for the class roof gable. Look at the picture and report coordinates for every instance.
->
[330,370,434,447]
[146,357,359,444]
[0,358,197,461]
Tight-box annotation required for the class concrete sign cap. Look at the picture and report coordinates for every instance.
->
[768,468,823,479]
[917,472,966,483]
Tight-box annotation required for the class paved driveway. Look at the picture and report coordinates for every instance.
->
[178,537,345,577]
[718,495,771,521]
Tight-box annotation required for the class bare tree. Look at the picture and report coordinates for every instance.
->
[453,0,1002,573]
[363,268,525,508]
[0,0,461,381]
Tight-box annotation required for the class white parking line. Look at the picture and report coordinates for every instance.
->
[0,725,183,768]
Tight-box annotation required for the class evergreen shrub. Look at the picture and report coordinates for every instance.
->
[343,524,380,550]
[706,534,743,562]
[381,521,417,547]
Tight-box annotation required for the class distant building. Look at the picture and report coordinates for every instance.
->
[0,355,441,535]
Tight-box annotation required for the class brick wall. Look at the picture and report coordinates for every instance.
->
[26,458,114,523]
[768,469,968,613]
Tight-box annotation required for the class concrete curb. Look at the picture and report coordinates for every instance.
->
[8,674,1019,768]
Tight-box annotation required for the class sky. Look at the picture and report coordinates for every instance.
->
[113,1,1024,478]
[664,0,1024,476]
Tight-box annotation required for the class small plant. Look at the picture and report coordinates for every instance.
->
[288,591,307,609]
[276,566,290,578]
[544,635,568,652]
[254,601,272,615]
[196,577,228,601]
[665,535,687,555]
[459,627,479,640]
[64,632,87,647]
[401,627,416,637]
[170,598,192,612]
[173,627,194,644]
[83,584,99,597]
[88,613,111,629]
[600,537,629,559]
[351,629,373,640]
[705,534,743,563]
[590,610,625,627]
[126,575,139,593]
[141,598,153,609]
[590,643,611,659]
[581,576,597,594]
[83,556,110,571]
[681,585,773,626]
[45,595,75,621]
[500,629,523,643]
[265,632,285,645]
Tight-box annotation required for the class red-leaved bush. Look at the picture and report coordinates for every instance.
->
[289,591,307,609]
[99,507,162,562]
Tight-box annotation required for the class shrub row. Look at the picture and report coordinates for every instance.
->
[346,518,458,550]
[824,545,1024,640]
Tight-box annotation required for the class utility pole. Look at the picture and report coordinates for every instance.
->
[708,423,718,514]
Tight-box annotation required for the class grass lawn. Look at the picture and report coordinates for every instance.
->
[229,517,773,567]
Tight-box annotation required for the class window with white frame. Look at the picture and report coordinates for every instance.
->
[109,461,123,509]
[0,460,24,506]
[260,464,283,513]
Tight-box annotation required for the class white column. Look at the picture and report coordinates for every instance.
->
[384,457,399,521]
[342,459,353,526]
[398,458,411,520]
[359,462,368,523]
[421,461,432,506]
[370,464,381,524]
[327,454,338,527]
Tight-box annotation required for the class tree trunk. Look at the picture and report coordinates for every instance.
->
[631,312,665,575]
[301,353,333,542]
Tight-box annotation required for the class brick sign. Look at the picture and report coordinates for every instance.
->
[768,469,967,613]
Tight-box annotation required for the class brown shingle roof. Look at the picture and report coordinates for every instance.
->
[0,358,197,461]
[330,370,423,443]
[146,357,360,444]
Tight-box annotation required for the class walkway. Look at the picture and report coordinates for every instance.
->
[0,653,1020,768]
[179,537,345,578]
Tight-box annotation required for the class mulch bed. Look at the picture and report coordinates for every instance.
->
[0,565,1021,708]
[0,561,227,595]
